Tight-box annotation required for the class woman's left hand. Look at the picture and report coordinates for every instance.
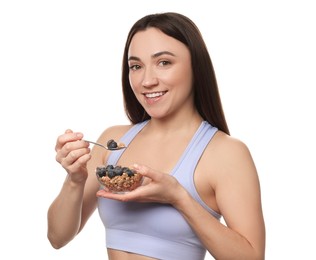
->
[96,164,186,205]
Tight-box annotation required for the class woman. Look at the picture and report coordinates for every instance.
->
[47,12,265,260]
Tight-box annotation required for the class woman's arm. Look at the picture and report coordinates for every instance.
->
[47,130,100,249]
[176,136,265,259]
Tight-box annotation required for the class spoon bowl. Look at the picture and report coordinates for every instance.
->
[84,140,126,151]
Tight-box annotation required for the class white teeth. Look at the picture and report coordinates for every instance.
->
[145,92,165,98]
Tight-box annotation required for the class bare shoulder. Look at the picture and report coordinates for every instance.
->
[210,131,254,163]
[205,130,259,189]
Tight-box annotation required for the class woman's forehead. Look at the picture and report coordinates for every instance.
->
[128,28,188,58]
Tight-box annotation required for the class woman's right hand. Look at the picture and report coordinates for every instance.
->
[55,129,91,184]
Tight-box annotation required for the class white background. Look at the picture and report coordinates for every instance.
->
[1,0,315,259]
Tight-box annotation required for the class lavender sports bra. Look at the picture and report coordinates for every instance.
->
[97,120,221,260]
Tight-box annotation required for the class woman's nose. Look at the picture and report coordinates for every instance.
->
[142,68,159,87]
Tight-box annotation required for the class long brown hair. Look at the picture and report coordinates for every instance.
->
[121,12,230,135]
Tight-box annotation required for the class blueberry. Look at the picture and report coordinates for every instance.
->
[105,165,114,171]
[107,169,116,178]
[96,167,107,177]
[113,166,124,176]
[107,139,118,149]
[123,167,134,177]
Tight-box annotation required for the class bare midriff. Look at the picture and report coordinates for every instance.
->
[107,249,157,260]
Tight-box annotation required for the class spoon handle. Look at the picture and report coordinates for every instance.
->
[83,140,108,150]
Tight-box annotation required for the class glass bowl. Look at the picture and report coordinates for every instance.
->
[96,165,143,193]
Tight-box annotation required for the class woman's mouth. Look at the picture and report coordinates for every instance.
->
[143,91,167,98]
[142,91,167,104]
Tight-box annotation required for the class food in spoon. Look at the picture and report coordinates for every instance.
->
[107,139,126,150]
[96,165,143,193]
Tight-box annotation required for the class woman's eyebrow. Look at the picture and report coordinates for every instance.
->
[152,51,175,58]
[128,51,176,61]
[128,56,140,61]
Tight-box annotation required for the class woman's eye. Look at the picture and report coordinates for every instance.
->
[158,60,171,67]
[129,64,141,71]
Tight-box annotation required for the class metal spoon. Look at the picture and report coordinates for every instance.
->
[83,140,126,151]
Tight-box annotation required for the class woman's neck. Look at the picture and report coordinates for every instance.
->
[145,112,203,138]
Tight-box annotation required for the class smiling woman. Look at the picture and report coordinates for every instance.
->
[47,12,265,260]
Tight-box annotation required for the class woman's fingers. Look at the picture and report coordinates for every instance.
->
[55,130,83,152]
[55,129,91,171]
[65,152,91,174]
[96,186,147,202]
[59,146,91,168]
[132,164,161,180]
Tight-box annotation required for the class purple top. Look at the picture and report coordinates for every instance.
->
[98,120,221,260]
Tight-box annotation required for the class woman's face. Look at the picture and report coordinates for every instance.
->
[127,28,194,119]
